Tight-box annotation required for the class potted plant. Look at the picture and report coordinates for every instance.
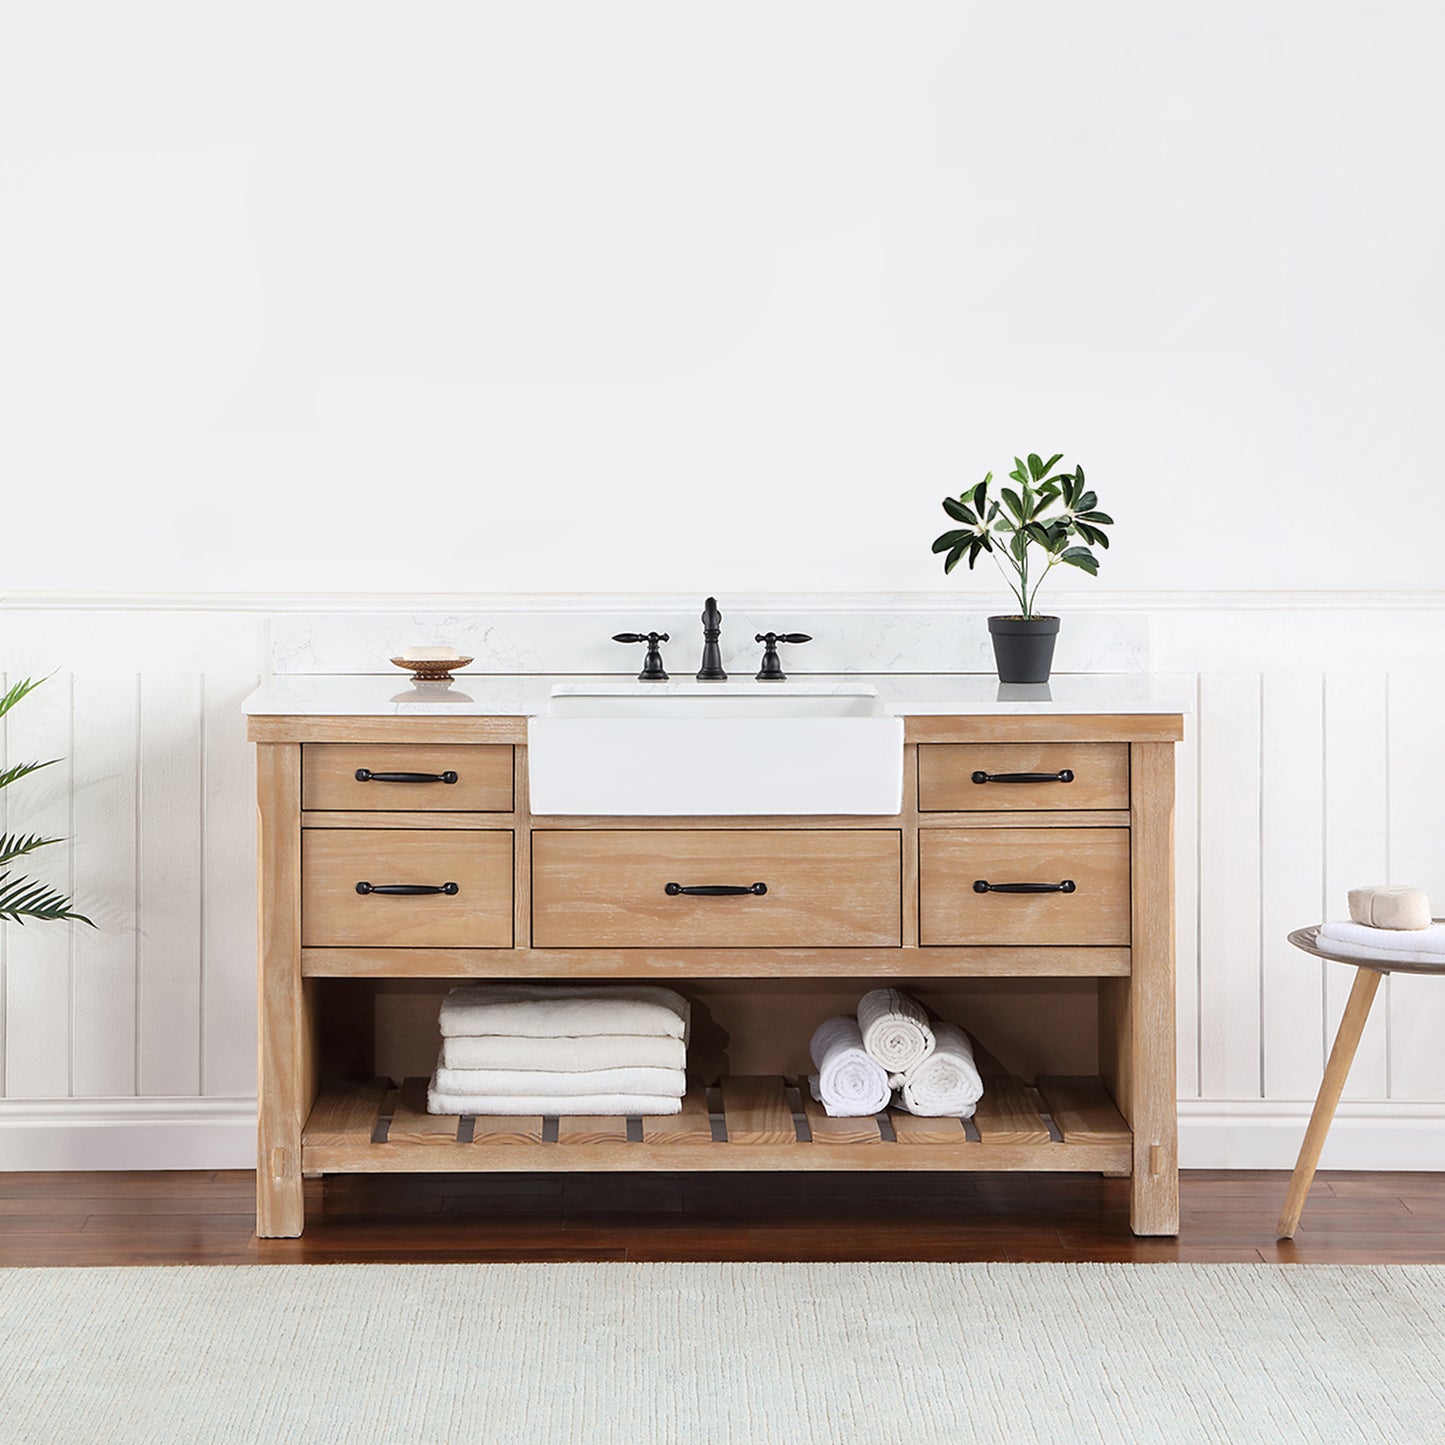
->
[0,677,91,925]
[931,452,1112,683]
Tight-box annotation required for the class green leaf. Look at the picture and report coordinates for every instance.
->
[0,758,56,794]
[1027,453,1045,481]
[971,476,990,511]
[1060,546,1099,575]
[0,833,61,868]
[941,497,976,525]
[1059,472,1077,508]
[1078,510,1113,525]
[943,542,968,575]
[0,872,93,927]
[1001,487,1025,520]
[933,529,971,553]
[0,677,45,723]
[1076,491,1098,513]
[1041,452,1063,477]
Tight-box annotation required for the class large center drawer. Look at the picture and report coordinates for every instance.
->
[918,743,1129,812]
[302,743,514,812]
[302,829,513,948]
[531,830,902,948]
[918,827,1130,946]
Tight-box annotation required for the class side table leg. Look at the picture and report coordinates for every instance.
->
[1277,965,1382,1239]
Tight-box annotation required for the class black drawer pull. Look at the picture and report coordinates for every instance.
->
[971,769,1074,785]
[973,879,1076,895]
[664,882,768,897]
[354,769,459,785]
[355,881,460,896]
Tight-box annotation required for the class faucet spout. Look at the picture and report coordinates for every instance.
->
[696,596,728,681]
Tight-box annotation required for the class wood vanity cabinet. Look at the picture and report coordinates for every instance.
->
[248,712,1183,1239]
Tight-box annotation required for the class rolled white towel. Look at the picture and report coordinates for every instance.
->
[433,1064,685,1098]
[1348,885,1432,932]
[427,1076,683,1116]
[1317,920,1445,968]
[807,1016,891,1117]
[442,1034,686,1073]
[857,988,935,1073]
[890,1023,984,1118]
[438,984,689,1040]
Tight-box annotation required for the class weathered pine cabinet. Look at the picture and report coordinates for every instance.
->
[248,705,1182,1238]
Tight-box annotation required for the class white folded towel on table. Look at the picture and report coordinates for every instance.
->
[1317,920,1445,968]
[807,1015,891,1117]
[857,987,935,1072]
[426,1075,684,1117]
[1347,885,1432,932]
[439,984,689,1040]
[441,1033,687,1073]
[434,1064,685,1098]
[890,1023,984,1118]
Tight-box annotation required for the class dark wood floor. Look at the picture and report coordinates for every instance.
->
[1,1170,1442,1265]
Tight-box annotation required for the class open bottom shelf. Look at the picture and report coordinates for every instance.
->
[302,1073,1132,1175]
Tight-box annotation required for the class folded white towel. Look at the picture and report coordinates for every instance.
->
[434,1065,685,1098]
[1347,885,1432,931]
[890,1023,984,1118]
[857,988,935,1073]
[1317,920,1445,968]
[426,1076,684,1117]
[441,1034,687,1073]
[807,1016,891,1117]
[438,984,689,1040]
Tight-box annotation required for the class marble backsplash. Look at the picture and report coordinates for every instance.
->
[270,599,1150,675]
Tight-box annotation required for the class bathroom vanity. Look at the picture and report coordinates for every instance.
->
[246,675,1184,1238]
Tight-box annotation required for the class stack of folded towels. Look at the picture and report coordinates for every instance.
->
[427,983,689,1116]
[808,987,985,1118]
[1317,886,1444,967]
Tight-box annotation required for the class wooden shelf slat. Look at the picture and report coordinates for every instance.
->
[304,1078,388,1149]
[721,1076,795,1145]
[387,1077,462,1144]
[642,1085,713,1146]
[801,1091,882,1145]
[974,1075,1051,1145]
[1037,1076,1131,1146]
[889,1111,968,1145]
[557,1115,630,1146]
[469,1115,545,1146]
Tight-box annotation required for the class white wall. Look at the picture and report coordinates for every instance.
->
[3,3,1443,595]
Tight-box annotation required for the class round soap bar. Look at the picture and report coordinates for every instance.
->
[401,645,462,662]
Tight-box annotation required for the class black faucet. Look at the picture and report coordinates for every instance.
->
[696,596,727,680]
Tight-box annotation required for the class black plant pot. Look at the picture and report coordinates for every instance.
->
[988,615,1060,684]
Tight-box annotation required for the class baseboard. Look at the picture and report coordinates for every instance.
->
[0,1096,256,1171]
[1,1095,1441,1173]
[1179,1100,1445,1170]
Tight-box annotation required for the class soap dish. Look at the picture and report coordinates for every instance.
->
[390,655,473,683]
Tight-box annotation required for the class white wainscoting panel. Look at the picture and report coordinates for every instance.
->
[0,595,1443,1170]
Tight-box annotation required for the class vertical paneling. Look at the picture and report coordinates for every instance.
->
[1,673,74,1098]
[1171,674,1201,1098]
[1385,671,1445,1100]
[1260,673,1326,1098]
[137,673,203,1095]
[1322,674,1389,1100]
[201,671,259,1096]
[1197,673,1262,1099]
[70,673,139,1097]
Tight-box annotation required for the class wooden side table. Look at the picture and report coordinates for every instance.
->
[1277,923,1444,1239]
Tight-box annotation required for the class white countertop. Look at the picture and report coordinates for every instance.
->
[243,673,1191,718]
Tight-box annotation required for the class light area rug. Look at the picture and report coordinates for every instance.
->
[1,1262,1442,1444]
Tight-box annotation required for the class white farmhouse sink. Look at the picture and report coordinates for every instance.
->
[528,684,904,815]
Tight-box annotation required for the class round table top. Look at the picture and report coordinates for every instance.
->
[1288,923,1445,976]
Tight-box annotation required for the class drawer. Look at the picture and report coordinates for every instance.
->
[302,830,513,948]
[302,744,513,812]
[531,830,901,948]
[918,827,1130,946]
[918,743,1129,812]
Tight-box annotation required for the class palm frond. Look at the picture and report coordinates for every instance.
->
[0,757,56,793]
[0,676,46,721]
[0,872,93,927]
[0,832,62,867]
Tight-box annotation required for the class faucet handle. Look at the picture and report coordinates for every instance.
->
[753,631,812,682]
[612,631,670,682]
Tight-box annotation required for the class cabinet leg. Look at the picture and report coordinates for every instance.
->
[1277,965,1381,1240]
[256,1136,305,1238]
[1130,1135,1179,1235]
